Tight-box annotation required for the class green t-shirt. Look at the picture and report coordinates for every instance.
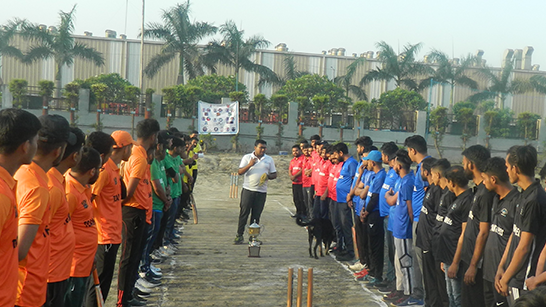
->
[151,158,168,211]
[165,152,183,198]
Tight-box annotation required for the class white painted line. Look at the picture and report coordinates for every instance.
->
[330,255,388,306]
[273,199,296,216]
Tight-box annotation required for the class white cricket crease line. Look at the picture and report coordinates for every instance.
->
[273,199,296,216]
[330,255,388,307]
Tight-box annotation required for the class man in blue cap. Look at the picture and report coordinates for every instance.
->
[361,150,387,285]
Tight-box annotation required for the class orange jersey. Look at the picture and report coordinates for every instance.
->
[123,145,152,223]
[92,158,122,244]
[14,162,51,307]
[0,166,19,306]
[46,167,75,283]
[66,174,97,278]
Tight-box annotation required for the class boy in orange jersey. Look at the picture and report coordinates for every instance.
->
[45,127,85,307]
[15,114,75,307]
[118,119,160,307]
[64,147,102,307]
[0,109,41,307]
[84,131,119,306]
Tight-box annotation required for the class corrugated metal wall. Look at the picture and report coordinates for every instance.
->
[3,34,546,116]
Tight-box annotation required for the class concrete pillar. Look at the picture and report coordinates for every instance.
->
[502,49,514,68]
[78,88,90,114]
[415,110,427,137]
[538,119,546,152]
[288,101,298,132]
[1,85,13,108]
[152,93,162,118]
[476,114,487,146]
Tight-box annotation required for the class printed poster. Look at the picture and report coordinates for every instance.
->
[197,100,239,135]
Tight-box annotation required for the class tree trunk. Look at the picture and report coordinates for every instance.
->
[177,54,185,85]
[340,126,344,142]
[42,96,48,116]
[145,93,151,119]
[55,63,62,99]
[433,135,443,158]
[96,108,101,131]
[131,113,135,137]
[450,83,454,110]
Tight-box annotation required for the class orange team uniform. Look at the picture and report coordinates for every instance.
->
[123,145,153,224]
[0,166,19,306]
[66,174,98,277]
[46,167,75,283]
[14,162,52,307]
[92,158,122,244]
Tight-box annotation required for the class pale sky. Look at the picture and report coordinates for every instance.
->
[2,0,546,68]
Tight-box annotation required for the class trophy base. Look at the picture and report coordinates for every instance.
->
[248,245,261,257]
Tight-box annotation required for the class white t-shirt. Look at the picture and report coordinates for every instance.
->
[239,152,277,193]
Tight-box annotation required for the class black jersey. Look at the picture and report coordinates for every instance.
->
[505,181,546,289]
[437,188,473,265]
[461,183,496,266]
[482,188,519,282]
[416,184,442,251]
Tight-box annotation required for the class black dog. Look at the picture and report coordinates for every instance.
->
[296,217,335,259]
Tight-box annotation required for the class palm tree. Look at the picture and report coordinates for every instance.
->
[203,20,278,90]
[262,54,309,87]
[469,59,531,109]
[0,19,24,65]
[143,2,217,85]
[421,51,478,108]
[360,41,431,91]
[529,75,546,94]
[334,57,367,100]
[21,5,104,97]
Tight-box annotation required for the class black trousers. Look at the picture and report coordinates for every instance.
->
[367,211,384,279]
[460,260,485,307]
[45,279,69,307]
[292,184,306,216]
[313,196,329,220]
[191,169,198,190]
[86,243,120,306]
[236,188,267,236]
[483,280,508,307]
[354,212,369,266]
[422,250,449,307]
[117,206,147,307]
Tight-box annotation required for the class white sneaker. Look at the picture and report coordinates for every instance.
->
[135,281,153,293]
[136,277,160,289]
[349,262,366,271]
[162,246,175,255]
[150,264,162,275]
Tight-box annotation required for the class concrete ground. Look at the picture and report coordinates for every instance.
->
[104,154,388,307]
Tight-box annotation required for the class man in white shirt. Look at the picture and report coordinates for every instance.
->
[234,139,277,244]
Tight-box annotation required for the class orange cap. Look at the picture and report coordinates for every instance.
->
[111,130,135,148]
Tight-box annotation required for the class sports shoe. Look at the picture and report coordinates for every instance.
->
[134,288,151,297]
[150,264,162,275]
[143,274,161,285]
[376,283,395,294]
[383,290,404,302]
[368,277,384,287]
[336,253,355,262]
[140,270,161,281]
[168,243,179,251]
[172,233,182,239]
[355,274,373,282]
[349,262,366,271]
[162,245,176,255]
[390,295,411,306]
[135,282,153,294]
[353,268,369,278]
[136,277,160,289]
[393,296,424,306]
[233,235,244,244]
[127,298,146,306]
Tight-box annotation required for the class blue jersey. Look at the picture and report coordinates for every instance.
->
[355,170,375,216]
[351,162,364,213]
[365,168,386,212]
[380,168,399,217]
[412,156,431,222]
[336,156,358,203]
[393,171,415,239]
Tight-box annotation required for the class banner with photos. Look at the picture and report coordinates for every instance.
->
[197,101,239,135]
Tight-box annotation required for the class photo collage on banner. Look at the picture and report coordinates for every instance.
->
[197,101,239,135]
